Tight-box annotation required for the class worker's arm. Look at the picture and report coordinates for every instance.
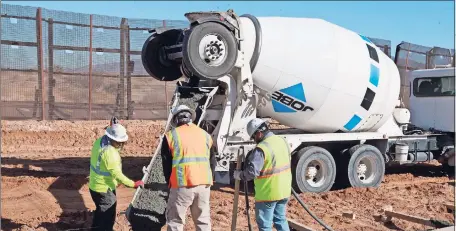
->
[239,147,265,182]
[160,136,172,185]
[103,148,135,188]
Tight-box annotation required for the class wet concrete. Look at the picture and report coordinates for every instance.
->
[178,92,205,110]
[177,91,207,123]
[127,89,209,230]
[129,153,169,231]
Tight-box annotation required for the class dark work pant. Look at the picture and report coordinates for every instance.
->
[90,189,117,231]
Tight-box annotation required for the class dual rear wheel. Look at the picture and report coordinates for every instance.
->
[292,145,385,193]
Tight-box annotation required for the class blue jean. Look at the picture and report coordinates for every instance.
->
[255,198,290,231]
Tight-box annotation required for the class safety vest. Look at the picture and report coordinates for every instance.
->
[254,135,292,202]
[89,137,134,192]
[165,123,213,188]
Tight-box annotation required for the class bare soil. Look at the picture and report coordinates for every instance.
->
[1,120,455,231]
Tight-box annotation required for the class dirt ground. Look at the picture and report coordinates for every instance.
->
[1,120,455,231]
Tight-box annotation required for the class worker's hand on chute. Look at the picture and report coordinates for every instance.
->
[134,180,144,188]
[233,170,242,181]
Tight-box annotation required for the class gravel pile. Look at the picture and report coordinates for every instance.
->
[127,89,208,231]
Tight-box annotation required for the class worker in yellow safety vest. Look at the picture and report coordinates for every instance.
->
[89,117,144,231]
[160,105,216,231]
[233,118,292,231]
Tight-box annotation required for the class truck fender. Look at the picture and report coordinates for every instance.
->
[191,16,236,33]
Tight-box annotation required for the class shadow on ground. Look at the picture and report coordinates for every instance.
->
[1,156,151,230]
[331,161,454,191]
[385,162,454,178]
[1,219,24,231]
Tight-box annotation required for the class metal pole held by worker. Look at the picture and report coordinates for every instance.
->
[231,147,245,231]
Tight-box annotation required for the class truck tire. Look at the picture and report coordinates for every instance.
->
[141,29,184,81]
[293,146,336,193]
[182,22,238,79]
[346,144,385,188]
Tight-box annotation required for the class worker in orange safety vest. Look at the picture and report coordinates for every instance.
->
[160,104,216,231]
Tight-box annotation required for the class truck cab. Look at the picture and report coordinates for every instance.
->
[409,67,455,133]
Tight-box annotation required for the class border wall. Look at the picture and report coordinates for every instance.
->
[1,4,454,120]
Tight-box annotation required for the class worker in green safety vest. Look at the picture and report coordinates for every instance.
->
[233,118,292,231]
[89,117,144,231]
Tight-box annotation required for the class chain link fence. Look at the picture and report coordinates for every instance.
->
[1,4,187,120]
[1,4,454,120]
[395,42,455,107]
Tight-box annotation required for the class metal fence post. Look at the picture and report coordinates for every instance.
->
[163,19,168,119]
[425,49,432,69]
[403,43,411,108]
[452,49,455,67]
[0,2,2,126]
[36,8,45,120]
[404,43,411,72]
[48,18,55,120]
[89,15,93,120]
[126,21,132,120]
[119,18,127,119]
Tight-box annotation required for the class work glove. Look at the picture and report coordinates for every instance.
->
[134,180,144,188]
[233,170,242,181]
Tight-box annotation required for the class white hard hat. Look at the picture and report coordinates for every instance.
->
[246,118,266,138]
[105,123,128,142]
[171,104,196,121]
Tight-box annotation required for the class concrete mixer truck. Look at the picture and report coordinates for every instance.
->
[136,10,455,195]
[124,9,455,229]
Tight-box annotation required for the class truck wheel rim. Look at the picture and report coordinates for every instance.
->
[198,34,227,67]
[304,160,326,188]
[356,156,377,184]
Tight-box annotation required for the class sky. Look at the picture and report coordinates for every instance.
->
[6,1,456,52]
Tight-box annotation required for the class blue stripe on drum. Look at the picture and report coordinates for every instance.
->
[343,114,362,131]
[341,35,382,132]
[369,64,380,87]
[359,34,373,44]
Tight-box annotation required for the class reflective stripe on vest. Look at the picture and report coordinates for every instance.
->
[90,146,111,177]
[167,124,212,188]
[254,135,292,202]
[172,157,210,166]
[257,139,291,179]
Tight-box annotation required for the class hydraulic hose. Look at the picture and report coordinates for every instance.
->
[291,188,335,231]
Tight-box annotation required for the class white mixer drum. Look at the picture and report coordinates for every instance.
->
[140,14,400,133]
[244,17,401,133]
